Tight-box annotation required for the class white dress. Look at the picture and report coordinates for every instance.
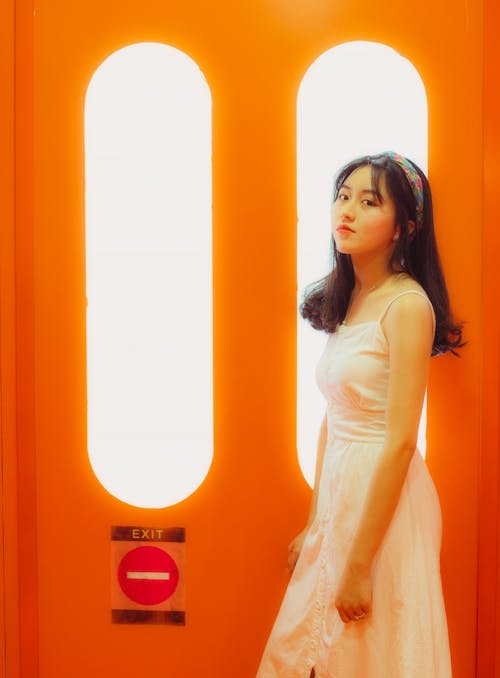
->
[256,290,453,677]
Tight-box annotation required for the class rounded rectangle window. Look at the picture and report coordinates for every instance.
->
[297,41,428,486]
[85,42,213,508]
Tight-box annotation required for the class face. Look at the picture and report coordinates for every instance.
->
[332,165,399,257]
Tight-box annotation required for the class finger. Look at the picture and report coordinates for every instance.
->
[344,605,355,621]
[336,606,349,624]
[349,608,364,622]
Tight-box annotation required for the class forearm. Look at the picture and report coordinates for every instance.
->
[306,411,328,527]
[347,444,415,572]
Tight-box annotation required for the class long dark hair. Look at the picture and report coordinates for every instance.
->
[299,152,466,357]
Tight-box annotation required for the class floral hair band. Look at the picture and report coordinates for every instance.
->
[382,151,424,230]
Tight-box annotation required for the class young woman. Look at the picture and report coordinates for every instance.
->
[256,152,465,677]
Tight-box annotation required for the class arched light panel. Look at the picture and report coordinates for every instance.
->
[297,41,428,486]
[85,42,212,508]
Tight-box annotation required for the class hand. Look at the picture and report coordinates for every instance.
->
[334,561,372,624]
[286,525,310,574]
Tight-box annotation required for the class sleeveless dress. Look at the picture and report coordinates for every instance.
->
[256,290,453,678]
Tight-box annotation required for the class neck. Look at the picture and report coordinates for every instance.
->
[351,256,395,294]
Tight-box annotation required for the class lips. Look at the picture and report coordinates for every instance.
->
[336,225,354,232]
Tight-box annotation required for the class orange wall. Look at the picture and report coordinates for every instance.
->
[0,0,19,675]
[479,0,500,673]
[3,0,487,676]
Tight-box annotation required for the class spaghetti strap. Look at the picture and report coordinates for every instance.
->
[377,289,436,337]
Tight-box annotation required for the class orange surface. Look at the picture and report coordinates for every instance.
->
[0,1,20,675]
[1,0,490,676]
[480,0,500,674]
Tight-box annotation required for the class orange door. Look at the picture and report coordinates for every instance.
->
[2,0,493,676]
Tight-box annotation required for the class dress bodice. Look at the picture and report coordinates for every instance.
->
[315,290,436,443]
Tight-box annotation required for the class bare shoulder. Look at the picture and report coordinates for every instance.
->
[385,275,431,308]
[390,274,428,297]
[386,290,433,321]
[381,276,434,345]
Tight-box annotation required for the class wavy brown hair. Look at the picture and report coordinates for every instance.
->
[299,153,466,357]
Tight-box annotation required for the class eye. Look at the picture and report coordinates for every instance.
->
[337,192,349,201]
[363,199,376,206]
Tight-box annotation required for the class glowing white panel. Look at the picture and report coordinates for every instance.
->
[85,42,212,508]
[297,41,428,487]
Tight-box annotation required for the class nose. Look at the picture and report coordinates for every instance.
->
[340,201,354,221]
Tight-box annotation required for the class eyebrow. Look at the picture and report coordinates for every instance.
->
[340,184,378,195]
[339,184,384,202]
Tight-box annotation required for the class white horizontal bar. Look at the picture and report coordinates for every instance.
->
[126,571,170,580]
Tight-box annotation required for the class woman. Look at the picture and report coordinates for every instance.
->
[256,152,465,677]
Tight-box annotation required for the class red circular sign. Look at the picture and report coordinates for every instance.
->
[118,546,179,605]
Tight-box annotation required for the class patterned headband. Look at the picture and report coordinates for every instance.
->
[381,151,424,230]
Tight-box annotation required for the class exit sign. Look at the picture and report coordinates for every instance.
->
[111,526,185,625]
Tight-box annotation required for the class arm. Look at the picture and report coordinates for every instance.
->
[306,409,328,527]
[346,294,434,573]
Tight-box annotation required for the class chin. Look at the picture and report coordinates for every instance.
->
[333,240,353,255]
